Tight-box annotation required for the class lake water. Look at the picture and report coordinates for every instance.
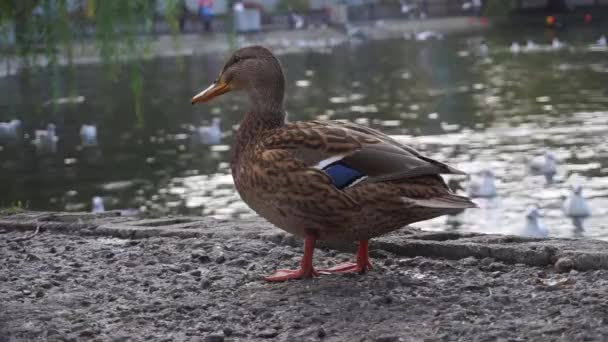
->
[1,26,607,240]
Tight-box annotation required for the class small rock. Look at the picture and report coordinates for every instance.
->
[35,290,44,298]
[554,257,575,273]
[49,247,57,253]
[257,329,278,338]
[371,295,393,305]
[480,257,494,266]
[203,333,224,342]
[79,330,96,338]
[215,255,226,264]
[190,270,202,277]
[168,265,182,273]
[461,257,478,266]
[222,327,233,337]
[317,327,326,338]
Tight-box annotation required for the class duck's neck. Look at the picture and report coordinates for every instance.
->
[233,87,286,159]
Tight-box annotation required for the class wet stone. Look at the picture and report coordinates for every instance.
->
[215,255,226,264]
[257,329,279,338]
[203,333,224,342]
[555,257,575,273]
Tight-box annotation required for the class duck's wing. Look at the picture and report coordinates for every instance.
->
[263,120,465,186]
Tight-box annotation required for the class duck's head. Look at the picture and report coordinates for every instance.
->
[191,46,285,110]
[572,183,583,195]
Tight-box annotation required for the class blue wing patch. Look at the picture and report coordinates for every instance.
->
[323,162,366,189]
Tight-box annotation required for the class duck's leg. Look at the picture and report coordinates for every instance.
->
[319,240,373,274]
[264,233,319,282]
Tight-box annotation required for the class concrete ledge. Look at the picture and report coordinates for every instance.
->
[2,210,607,271]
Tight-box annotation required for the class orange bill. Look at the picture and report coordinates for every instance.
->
[191,79,232,104]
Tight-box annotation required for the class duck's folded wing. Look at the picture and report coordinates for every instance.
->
[263,121,465,186]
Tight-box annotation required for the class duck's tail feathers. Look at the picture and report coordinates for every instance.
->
[408,194,478,210]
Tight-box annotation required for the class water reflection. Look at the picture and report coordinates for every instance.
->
[1,28,608,240]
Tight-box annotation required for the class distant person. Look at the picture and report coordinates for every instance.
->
[472,0,482,16]
[199,0,214,32]
[178,0,187,32]
[287,7,304,30]
[400,0,415,19]
[419,0,428,19]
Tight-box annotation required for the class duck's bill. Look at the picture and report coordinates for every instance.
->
[191,80,232,104]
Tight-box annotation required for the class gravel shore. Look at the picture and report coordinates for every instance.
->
[1,212,608,341]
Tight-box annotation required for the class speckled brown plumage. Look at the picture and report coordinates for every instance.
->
[191,45,476,281]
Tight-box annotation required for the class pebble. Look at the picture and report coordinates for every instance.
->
[371,295,393,305]
[257,329,279,338]
[554,257,575,273]
[215,255,226,264]
[203,334,224,342]
[461,256,479,266]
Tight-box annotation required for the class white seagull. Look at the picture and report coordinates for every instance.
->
[522,206,549,238]
[529,152,557,184]
[0,119,22,143]
[467,169,497,198]
[32,123,58,154]
[80,124,98,147]
[510,42,521,55]
[191,117,222,146]
[563,184,592,230]
[92,196,105,213]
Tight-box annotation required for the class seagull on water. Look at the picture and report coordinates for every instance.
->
[522,206,549,238]
[510,42,521,55]
[80,124,98,147]
[0,119,22,144]
[32,123,58,154]
[191,117,222,146]
[467,169,497,198]
[563,184,591,231]
[529,151,557,184]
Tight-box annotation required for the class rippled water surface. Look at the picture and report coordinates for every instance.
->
[1,27,608,240]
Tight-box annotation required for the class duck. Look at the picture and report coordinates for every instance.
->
[562,184,591,230]
[0,119,22,144]
[190,117,222,146]
[522,206,549,238]
[466,169,497,198]
[32,123,58,154]
[80,124,98,147]
[190,46,476,281]
[510,42,521,55]
[529,151,557,184]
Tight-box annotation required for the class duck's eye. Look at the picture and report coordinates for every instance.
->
[233,56,241,63]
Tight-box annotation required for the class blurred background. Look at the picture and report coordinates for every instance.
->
[1,0,607,240]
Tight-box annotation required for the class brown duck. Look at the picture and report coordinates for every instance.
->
[191,46,476,282]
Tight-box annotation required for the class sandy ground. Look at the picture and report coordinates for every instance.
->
[1,218,608,342]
